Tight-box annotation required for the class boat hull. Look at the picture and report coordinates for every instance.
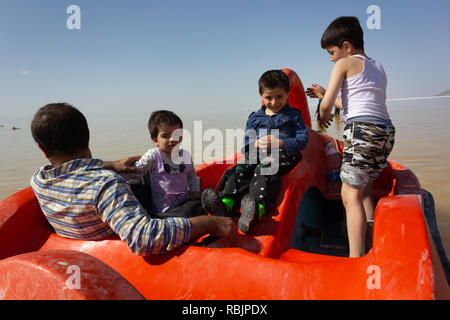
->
[0,69,448,300]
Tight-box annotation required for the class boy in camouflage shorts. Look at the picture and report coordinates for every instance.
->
[341,122,395,188]
[311,17,395,257]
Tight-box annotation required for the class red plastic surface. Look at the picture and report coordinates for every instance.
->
[282,68,311,128]
[0,250,144,300]
[0,69,448,300]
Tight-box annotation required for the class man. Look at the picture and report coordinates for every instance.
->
[30,103,236,255]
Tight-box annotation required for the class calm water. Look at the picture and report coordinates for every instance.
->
[1,100,449,257]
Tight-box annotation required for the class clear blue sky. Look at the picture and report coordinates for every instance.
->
[1,0,450,118]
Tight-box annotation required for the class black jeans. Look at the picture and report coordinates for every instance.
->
[218,149,301,212]
[151,199,205,219]
[130,181,205,219]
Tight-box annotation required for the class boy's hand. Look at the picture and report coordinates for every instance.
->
[319,114,334,129]
[255,135,284,150]
[306,84,326,99]
[104,156,141,173]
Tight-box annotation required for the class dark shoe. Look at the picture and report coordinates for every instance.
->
[238,194,259,234]
[201,188,229,217]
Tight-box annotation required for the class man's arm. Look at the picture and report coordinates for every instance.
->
[106,149,157,181]
[96,178,236,255]
[104,156,141,174]
[96,178,189,255]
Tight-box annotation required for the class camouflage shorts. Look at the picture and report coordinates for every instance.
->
[340,122,395,188]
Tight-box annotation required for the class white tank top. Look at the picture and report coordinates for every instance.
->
[340,54,390,122]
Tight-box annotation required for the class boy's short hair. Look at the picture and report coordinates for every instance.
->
[31,103,90,157]
[258,70,290,95]
[148,110,183,139]
[321,16,364,50]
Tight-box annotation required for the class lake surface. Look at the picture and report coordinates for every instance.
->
[1,99,449,258]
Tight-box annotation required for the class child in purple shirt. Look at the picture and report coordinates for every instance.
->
[124,110,224,218]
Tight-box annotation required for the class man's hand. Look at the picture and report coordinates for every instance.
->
[104,156,141,174]
[306,84,326,99]
[211,216,238,241]
[188,216,238,246]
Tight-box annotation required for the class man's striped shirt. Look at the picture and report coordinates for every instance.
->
[30,158,191,255]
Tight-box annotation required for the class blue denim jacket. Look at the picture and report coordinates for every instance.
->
[243,104,308,156]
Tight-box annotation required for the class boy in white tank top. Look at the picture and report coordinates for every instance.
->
[308,16,395,257]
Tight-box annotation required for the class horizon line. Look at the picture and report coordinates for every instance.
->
[307,95,450,102]
[386,95,450,102]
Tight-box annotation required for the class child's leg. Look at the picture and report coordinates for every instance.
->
[154,199,205,219]
[239,150,301,233]
[341,182,367,257]
[218,152,259,211]
[219,164,255,199]
[238,162,281,233]
[248,170,281,213]
[202,156,258,218]
[201,188,229,216]
[362,181,375,221]
[363,181,375,252]
[250,150,301,209]
[340,122,395,257]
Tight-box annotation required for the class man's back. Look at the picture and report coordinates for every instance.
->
[31,158,119,240]
[31,158,191,255]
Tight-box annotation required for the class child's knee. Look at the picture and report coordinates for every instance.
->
[249,173,280,204]
[341,183,364,205]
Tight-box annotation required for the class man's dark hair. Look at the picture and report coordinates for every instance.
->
[258,70,290,95]
[31,103,89,157]
[321,16,364,50]
[148,110,183,139]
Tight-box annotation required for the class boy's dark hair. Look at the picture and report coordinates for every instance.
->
[321,16,364,50]
[258,70,290,95]
[148,110,183,139]
[31,103,89,157]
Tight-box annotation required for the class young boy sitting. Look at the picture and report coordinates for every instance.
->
[316,17,395,257]
[123,110,225,218]
[202,70,309,233]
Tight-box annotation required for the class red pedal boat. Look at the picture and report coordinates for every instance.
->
[0,69,449,300]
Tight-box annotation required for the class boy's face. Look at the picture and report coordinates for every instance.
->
[153,124,183,156]
[326,45,349,63]
[261,87,288,113]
